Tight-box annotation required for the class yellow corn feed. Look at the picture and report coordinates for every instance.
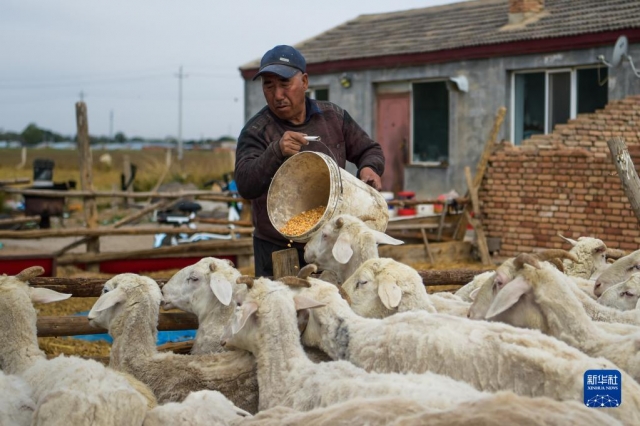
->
[280,205,326,236]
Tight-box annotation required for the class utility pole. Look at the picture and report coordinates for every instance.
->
[175,66,188,160]
[109,109,114,141]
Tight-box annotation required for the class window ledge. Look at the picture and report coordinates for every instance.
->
[407,161,449,169]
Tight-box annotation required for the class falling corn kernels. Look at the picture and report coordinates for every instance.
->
[280,205,326,236]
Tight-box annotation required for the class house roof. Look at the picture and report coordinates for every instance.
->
[240,0,640,77]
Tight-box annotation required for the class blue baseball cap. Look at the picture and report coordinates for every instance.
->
[252,45,306,81]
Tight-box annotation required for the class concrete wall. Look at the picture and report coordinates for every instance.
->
[243,43,640,197]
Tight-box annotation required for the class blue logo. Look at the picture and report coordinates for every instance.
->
[584,370,621,408]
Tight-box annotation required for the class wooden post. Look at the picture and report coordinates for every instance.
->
[75,102,100,271]
[122,154,132,207]
[464,166,492,266]
[420,228,435,264]
[454,106,506,240]
[607,137,640,226]
[272,248,300,278]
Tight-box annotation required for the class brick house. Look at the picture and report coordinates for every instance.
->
[239,0,640,199]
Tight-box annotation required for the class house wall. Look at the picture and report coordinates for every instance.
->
[479,95,640,256]
[243,43,640,197]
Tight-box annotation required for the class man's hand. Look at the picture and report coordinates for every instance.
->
[278,131,309,157]
[359,167,382,191]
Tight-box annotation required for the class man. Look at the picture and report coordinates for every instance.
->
[235,45,385,277]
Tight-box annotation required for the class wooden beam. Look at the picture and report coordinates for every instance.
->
[37,312,197,337]
[0,177,30,186]
[196,217,252,227]
[0,215,40,226]
[2,188,245,202]
[29,265,492,297]
[386,198,469,207]
[465,167,492,266]
[272,248,300,278]
[57,238,253,265]
[454,106,506,240]
[0,225,253,239]
[607,137,640,225]
[420,228,435,264]
[418,268,494,286]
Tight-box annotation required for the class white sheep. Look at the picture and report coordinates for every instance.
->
[144,390,251,426]
[0,266,148,426]
[0,370,35,426]
[221,276,490,413]
[454,270,495,302]
[570,281,640,325]
[481,254,640,382]
[161,257,331,362]
[557,233,608,279]
[88,273,259,413]
[235,392,619,426]
[162,257,242,354]
[304,214,403,284]
[598,273,640,311]
[295,267,640,423]
[339,258,475,317]
[468,250,579,320]
[594,248,640,296]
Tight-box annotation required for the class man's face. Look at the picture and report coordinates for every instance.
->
[261,71,308,124]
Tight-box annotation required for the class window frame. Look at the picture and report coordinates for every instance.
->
[306,87,329,101]
[409,78,451,166]
[510,65,606,145]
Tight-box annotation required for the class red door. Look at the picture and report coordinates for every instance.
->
[376,92,410,193]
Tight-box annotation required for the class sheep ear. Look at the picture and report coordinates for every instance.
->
[378,280,402,309]
[469,287,480,301]
[89,288,126,317]
[29,287,71,304]
[332,232,354,264]
[371,230,404,246]
[231,302,258,334]
[293,295,325,311]
[209,274,233,306]
[486,277,531,319]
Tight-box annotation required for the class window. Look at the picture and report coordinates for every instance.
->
[512,67,608,145]
[306,88,329,101]
[412,81,449,164]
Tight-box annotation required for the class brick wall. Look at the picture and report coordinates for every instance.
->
[479,95,640,256]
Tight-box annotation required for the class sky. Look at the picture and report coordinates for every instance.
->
[0,0,464,141]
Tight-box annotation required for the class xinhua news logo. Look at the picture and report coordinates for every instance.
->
[584,370,622,408]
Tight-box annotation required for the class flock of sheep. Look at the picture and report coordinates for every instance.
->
[2,213,640,425]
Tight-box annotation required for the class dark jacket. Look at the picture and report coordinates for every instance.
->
[235,98,385,246]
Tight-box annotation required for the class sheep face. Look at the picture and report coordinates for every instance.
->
[162,257,239,312]
[467,270,507,320]
[221,278,324,353]
[88,274,162,330]
[594,249,640,297]
[597,274,640,311]
[304,214,402,275]
[341,259,419,318]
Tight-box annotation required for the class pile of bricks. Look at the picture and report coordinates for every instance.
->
[479,95,640,256]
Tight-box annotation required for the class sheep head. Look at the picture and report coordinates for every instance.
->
[595,249,640,297]
[161,257,238,312]
[597,273,640,311]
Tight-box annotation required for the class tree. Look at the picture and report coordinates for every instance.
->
[114,132,127,143]
[21,123,44,146]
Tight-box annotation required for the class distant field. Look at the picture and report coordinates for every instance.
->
[0,147,235,191]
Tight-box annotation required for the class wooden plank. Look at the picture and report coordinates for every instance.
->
[30,277,169,297]
[272,248,300,278]
[36,312,197,337]
[55,199,176,256]
[57,238,253,265]
[420,228,435,264]
[418,268,495,286]
[454,106,506,240]
[465,167,492,266]
[3,188,245,202]
[0,215,40,226]
[386,223,441,231]
[607,137,640,226]
[0,225,253,239]
[379,241,474,265]
[387,198,469,207]
[0,177,30,186]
